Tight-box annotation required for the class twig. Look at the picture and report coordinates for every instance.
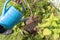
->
[22,0,31,10]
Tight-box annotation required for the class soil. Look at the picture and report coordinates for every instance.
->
[24,16,39,34]
[19,14,40,35]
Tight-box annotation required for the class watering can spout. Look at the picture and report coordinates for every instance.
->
[20,18,29,22]
[1,0,10,17]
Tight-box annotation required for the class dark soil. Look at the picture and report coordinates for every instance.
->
[19,14,39,35]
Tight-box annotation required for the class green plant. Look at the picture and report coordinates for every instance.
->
[0,0,60,40]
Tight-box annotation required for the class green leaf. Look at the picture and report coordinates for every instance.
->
[43,28,52,36]
[39,21,51,27]
[53,33,59,40]
[52,21,57,27]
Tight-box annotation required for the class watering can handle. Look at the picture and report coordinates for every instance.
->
[20,3,24,14]
[1,0,24,17]
[1,0,11,16]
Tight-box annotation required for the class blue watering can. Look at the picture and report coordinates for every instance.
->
[0,0,25,30]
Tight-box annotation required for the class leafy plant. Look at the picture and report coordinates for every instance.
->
[0,0,60,40]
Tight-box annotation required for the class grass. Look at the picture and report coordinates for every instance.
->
[0,0,6,14]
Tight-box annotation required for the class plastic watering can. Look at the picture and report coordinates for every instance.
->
[0,0,24,30]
